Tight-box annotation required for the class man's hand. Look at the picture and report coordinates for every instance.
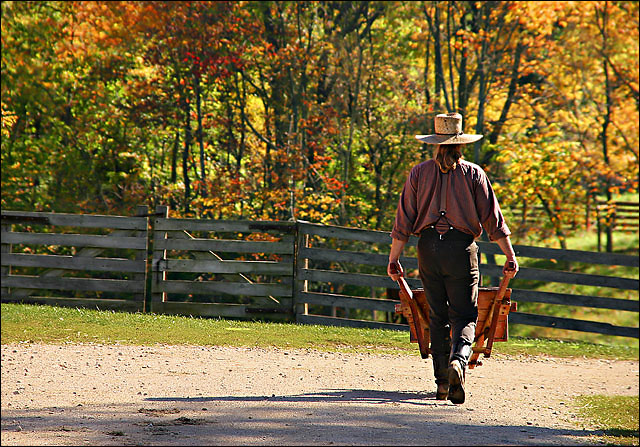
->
[388,261,404,282]
[503,258,519,277]
[388,238,407,282]
[496,236,519,278]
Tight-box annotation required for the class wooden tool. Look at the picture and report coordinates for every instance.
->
[394,261,517,368]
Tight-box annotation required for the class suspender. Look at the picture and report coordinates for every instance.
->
[439,171,449,217]
[433,171,452,240]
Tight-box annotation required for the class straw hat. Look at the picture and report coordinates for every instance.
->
[415,113,483,145]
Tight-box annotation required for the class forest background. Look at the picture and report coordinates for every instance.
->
[2,1,638,251]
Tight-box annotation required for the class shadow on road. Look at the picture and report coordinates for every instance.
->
[145,388,438,406]
[3,398,603,446]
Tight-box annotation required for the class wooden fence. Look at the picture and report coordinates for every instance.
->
[595,201,640,232]
[1,207,149,312]
[2,208,638,339]
[294,221,639,339]
[149,206,295,320]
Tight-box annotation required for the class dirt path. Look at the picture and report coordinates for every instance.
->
[1,343,638,446]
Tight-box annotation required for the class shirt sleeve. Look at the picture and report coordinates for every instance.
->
[390,166,419,242]
[474,169,511,241]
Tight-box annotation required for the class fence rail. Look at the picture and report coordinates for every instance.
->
[149,206,295,320]
[1,207,148,312]
[2,208,638,339]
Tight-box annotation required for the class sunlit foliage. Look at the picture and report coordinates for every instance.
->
[2,1,637,246]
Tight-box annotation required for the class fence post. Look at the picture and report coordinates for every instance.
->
[596,202,602,252]
[133,205,149,312]
[150,205,169,312]
[293,222,309,321]
[607,202,615,253]
[1,222,11,298]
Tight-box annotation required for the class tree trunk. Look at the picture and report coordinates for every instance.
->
[473,70,486,165]
[182,96,192,214]
[194,73,206,196]
[340,35,364,226]
[457,4,469,116]
[424,34,431,106]
[171,129,179,184]
[234,72,246,175]
[446,1,455,111]
[473,6,490,166]
[488,42,524,144]
[600,7,614,253]
[425,2,450,111]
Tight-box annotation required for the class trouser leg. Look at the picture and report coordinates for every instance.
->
[426,303,452,399]
[423,279,451,385]
[418,232,478,354]
[418,230,479,403]
[450,340,472,367]
[417,236,451,387]
[437,237,478,405]
[441,240,479,368]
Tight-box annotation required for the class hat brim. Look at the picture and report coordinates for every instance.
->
[415,134,483,145]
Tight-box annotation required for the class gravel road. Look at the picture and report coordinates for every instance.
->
[1,343,638,446]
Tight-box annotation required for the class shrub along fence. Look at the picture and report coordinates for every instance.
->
[2,207,638,340]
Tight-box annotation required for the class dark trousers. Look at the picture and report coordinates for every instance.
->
[417,228,479,370]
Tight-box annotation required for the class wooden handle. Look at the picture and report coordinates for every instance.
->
[502,261,517,282]
[389,261,402,276]
[392,263,429,359]
[484,261,517,357]
[390,262,414,299]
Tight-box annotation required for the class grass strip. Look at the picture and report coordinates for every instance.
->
[2,303,637,360]
[575,395,639,446]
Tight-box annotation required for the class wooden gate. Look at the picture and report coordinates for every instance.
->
[149,206,296,320]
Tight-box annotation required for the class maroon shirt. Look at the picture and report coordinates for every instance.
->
[391,159,511,242]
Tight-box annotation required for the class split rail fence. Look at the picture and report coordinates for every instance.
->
[2,207,638,340]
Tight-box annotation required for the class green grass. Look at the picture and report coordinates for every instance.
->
[568,230,638,255]
[0,303,415,354]
[2,303,638,360]
[575,395,639,446]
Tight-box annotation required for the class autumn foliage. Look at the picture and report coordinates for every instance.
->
[2,1,638,245]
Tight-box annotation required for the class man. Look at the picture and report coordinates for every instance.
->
[388,112,519,404]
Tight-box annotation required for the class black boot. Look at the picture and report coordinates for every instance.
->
[430,330,451,401]
[432,354,449,400]
[448,341,472,404]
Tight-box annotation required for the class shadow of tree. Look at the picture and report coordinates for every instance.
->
[146,388,437,406]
